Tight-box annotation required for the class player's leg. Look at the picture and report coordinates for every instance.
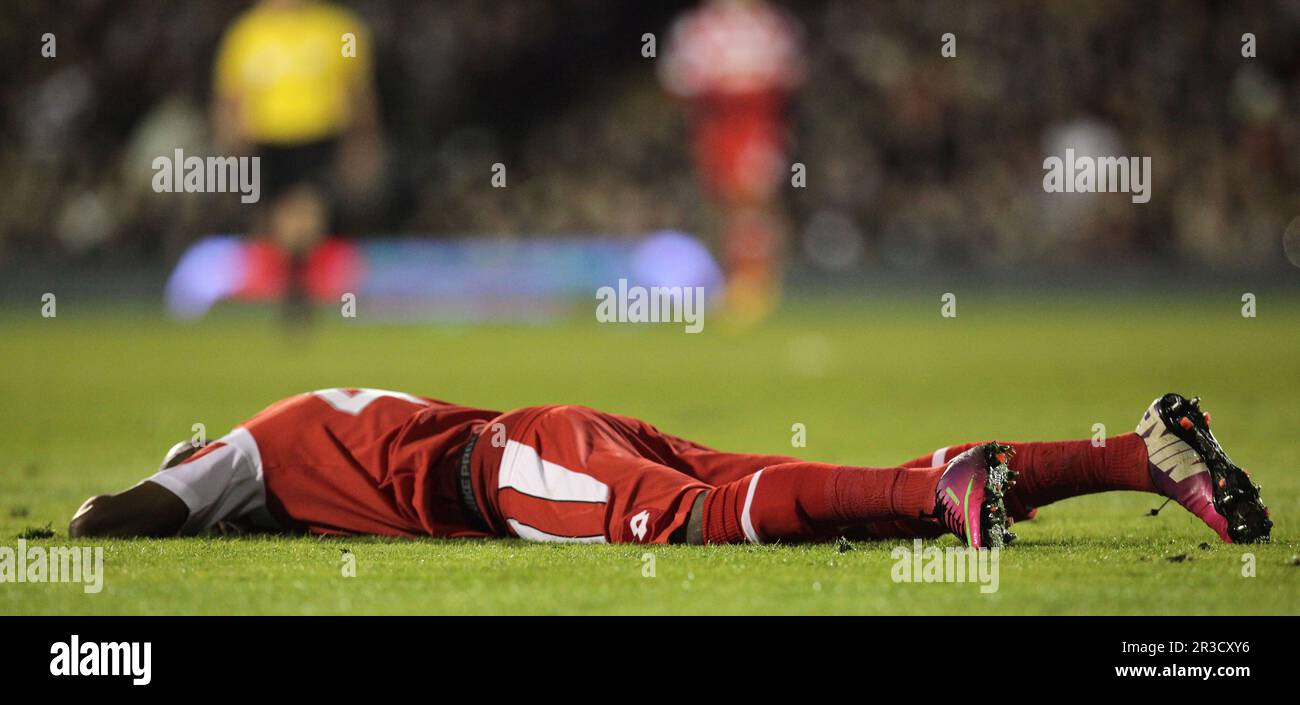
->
[557,409,951,543]
[619,415,803,486]
[472,405,709,543]
[586,409,999,544]
[689,443,1015,547]
[473,406,1013,546]
[639,428,952,542]
[897,394,1271,543]
[900,435,1151,523]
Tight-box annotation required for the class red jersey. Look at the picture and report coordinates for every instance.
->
[148,389,499,537]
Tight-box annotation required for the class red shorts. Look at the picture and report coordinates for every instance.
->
[468,405,799,544]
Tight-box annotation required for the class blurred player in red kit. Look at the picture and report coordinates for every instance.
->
[661,0,803,324]
[70,388,1270,546]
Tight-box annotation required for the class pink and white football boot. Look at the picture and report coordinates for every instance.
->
[1136,393,1271,543]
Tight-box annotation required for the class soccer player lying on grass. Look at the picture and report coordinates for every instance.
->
[68,389,1272,547]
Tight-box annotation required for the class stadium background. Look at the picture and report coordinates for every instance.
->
[3,0,1297,280]
[1,1,1298,615]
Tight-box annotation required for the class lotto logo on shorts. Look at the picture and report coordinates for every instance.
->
[624,509,663,543]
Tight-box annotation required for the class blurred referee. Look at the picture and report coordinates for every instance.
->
[211,0,382,324]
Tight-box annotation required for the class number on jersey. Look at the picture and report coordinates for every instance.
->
[312,388,428,416]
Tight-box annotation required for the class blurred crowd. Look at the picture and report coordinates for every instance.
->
[1,0,1297,272]
[790,0,1300,272]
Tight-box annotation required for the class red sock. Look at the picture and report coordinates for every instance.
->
[700,463,941,544]
[911,434,1152,515]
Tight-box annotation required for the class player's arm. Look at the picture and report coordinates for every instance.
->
[71,433,268,538]
[68,482,189,538]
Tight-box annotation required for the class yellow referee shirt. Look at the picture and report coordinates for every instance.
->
[214,1,371,146]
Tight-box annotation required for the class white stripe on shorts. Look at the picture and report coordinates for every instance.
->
[497,440,609,503]
[507,518,606,543]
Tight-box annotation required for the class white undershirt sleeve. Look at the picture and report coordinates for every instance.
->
[142,427,268,534]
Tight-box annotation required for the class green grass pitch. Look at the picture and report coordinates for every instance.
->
[2,289,1298,615]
